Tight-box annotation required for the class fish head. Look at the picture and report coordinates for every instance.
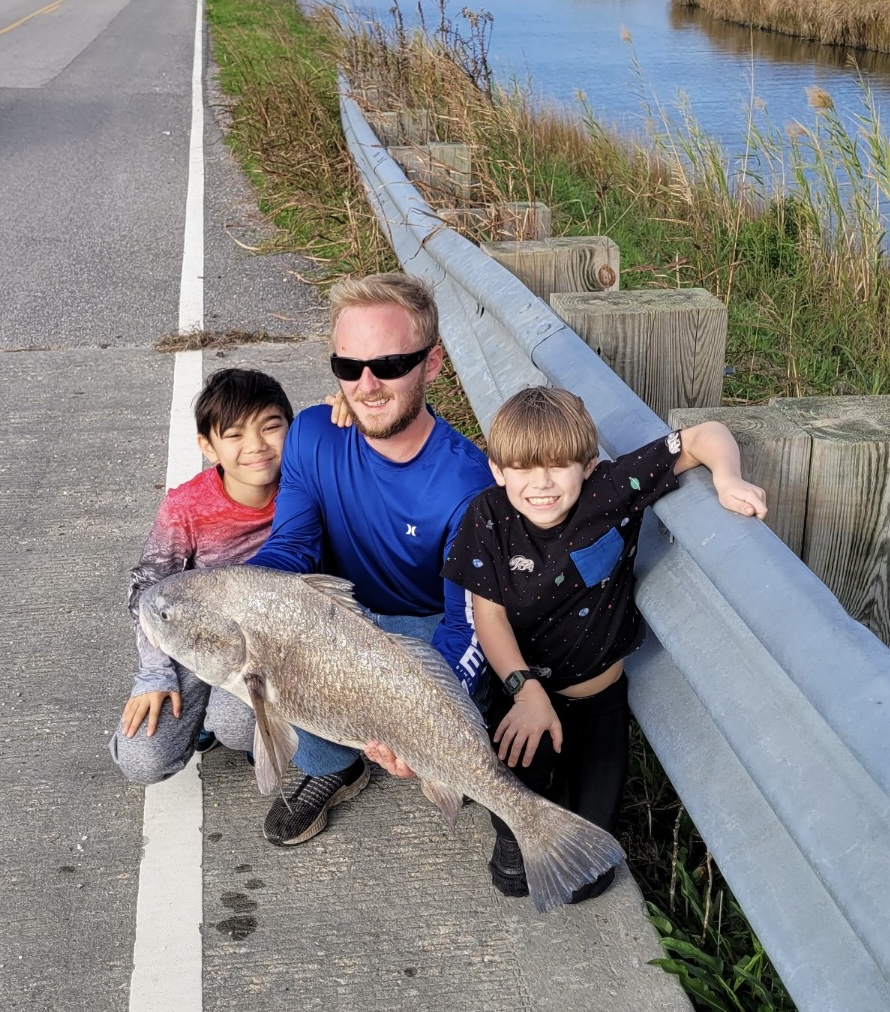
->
[139,570,250,687]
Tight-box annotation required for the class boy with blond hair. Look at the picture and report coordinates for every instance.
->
[442,386,767,902]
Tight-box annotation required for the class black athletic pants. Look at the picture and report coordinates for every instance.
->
[486,672,629,839]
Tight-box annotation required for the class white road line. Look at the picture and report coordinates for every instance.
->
[129,0,206,1009]
[179,0,205,335]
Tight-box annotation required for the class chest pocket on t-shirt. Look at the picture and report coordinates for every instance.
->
[570,527,624,587]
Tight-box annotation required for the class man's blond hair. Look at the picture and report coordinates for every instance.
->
[487,386,599,469]
[329,273,439,349]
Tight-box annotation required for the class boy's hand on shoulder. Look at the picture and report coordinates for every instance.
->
[494,680,562,768]
[121,690,182,738]
[714,475,768,519]
[324,389,354,428]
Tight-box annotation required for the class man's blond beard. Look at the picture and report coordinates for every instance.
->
[347,370,427,440]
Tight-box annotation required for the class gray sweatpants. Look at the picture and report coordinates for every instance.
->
[108,667,255,784]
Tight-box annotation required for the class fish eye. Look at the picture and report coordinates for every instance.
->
[159,609,170,621]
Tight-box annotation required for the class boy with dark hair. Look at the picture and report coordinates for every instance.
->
[442,386,767,901]
[110,368,293,783]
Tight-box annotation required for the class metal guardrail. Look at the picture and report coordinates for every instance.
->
[339,74,890,1012]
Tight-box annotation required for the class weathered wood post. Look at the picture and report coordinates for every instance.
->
[480,236,620,300]
[552,288,726,421]
[367,109,431,146]
[668,405,811,555]
[771,395,890,644]
[494,202,552,240]
[438,201,552,241]
[387,142,474,201]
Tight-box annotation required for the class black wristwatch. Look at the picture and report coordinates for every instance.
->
[503,665,552,697]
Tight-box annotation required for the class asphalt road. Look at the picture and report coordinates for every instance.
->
[0,2,691,1010]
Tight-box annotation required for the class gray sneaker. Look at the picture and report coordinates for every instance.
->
[263,757,370,846]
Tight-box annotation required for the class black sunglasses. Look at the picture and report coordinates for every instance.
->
[330,347,431,382]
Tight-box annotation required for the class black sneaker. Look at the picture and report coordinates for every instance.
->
[569,865,616,904]
[263,757,370,846]
[489,835,529,897]
[195,728,220,754]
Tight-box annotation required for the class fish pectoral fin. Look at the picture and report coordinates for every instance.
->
[245,671,298,796]
[419,778,464,829]
[252,716,298,796]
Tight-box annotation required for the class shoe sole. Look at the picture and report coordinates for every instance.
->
[265,763,371,847]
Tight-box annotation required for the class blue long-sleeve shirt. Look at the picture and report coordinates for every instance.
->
[248,404,493,693]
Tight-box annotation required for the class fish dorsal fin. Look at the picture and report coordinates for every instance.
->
[299,573,368,619]
[388,633,489,739]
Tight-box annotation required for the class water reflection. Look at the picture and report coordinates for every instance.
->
[669,3,890,76]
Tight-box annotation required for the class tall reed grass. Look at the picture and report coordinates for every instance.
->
[339,7,890,402]
[675,0,890,54]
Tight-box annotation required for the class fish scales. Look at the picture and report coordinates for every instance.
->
[139,566,624,911]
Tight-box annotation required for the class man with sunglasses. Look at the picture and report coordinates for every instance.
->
[248,272,493,846]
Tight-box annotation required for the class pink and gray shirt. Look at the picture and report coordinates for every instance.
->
[127,465,276,696]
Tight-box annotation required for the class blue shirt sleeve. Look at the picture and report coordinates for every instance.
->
[247,413,322,575]
[431,491,490,695]
[432,576,487,695]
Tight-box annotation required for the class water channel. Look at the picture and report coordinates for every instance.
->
[351,0,890,188]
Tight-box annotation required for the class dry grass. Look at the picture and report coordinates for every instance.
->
[675,0,890,53]
[154,328,308,352]
[338,6,890,400]
[208,0,397,277]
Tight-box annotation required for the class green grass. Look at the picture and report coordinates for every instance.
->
[206,0,396,274]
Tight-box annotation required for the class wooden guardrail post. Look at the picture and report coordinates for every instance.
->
[388,142,473,201]
[367,109,431,146]
[480,236,619,300]
[552,288,726,421]
[495,202,552,240]
[668,405,811,556]
[670,396,890,645]
[771,395,890,644]
[438,201,552,241]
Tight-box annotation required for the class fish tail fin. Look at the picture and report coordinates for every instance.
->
[510,797,624,913]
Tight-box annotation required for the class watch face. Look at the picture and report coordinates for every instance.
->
[505,671,526,696]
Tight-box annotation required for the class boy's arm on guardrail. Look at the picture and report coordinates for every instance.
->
[676,421,768,519]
